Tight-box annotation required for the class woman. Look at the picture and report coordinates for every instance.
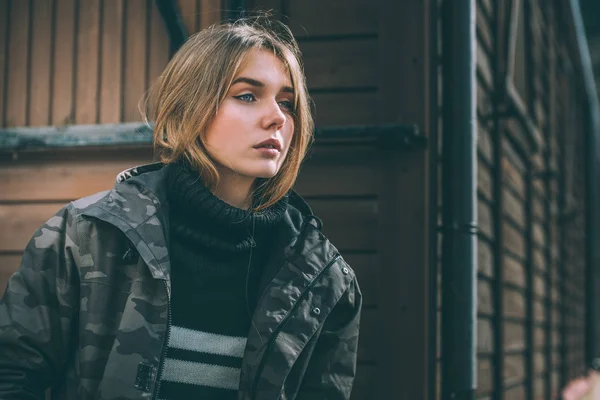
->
[0,17,362,400]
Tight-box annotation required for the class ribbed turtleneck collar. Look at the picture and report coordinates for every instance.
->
[166,160,288,253]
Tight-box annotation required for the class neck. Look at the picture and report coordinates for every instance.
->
[212,169,256,210]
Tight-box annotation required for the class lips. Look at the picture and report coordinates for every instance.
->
[254,138,282,152]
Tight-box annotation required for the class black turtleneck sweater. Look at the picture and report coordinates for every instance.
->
[156,161,288,400]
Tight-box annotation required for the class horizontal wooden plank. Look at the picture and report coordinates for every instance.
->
[504,384,526,400]
[309,199,377,251]
[288,0,377,37]
[503,287,526,319]
[2,144,381,202]
[0,203,67,252]
[0,147,154,201]
[503,221,526,259]
[504,321,526,352]
[311,92,378,126]
[302,39,377,89]
[295,145,379,197]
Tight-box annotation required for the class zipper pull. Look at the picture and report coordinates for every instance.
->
[134,362,155,392]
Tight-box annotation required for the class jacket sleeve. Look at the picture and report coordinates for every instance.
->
[296,277,362,400]
[0,205,80,399]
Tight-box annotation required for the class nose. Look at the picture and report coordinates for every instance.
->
[262,100,286,131]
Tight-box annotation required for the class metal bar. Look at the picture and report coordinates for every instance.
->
[545,6,558,398]
[0,123,423,152]
[440,0,477,398]
[524,156,535,400]
[565,0,600,371]
[543,121,553,400]
[556,72,568,391]
[428,0,441,398]
[492,0,505,397]
[154,0,188,56]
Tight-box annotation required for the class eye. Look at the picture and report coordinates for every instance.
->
[235,93,256,103]
[278,100,294,112]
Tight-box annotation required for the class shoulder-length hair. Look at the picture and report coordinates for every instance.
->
[143,16,313,211]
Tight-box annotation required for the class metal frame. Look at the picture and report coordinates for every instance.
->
[428,0,440,398]
[439,0,477,398]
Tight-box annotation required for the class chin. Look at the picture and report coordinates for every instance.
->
[251,169,280,179]
[242,162,282,179]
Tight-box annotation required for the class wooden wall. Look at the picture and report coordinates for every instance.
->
[0,0,415,399]
[0,0,383,128]
[0,141,381,398]
[0,0,222,128]
[247,0,390,126]
[434,0,590,399]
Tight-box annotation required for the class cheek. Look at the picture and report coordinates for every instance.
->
[204,109,244,152]
[282,120,295,149]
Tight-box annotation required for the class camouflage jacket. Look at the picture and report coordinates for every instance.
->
[0,162,362,400]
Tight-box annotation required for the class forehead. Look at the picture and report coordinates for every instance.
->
[236,49,292,87]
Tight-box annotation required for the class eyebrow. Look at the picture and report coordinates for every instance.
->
[231,77,294,93]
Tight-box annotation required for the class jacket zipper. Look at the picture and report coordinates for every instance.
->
[250,253,341,399]
[152,280,172,399]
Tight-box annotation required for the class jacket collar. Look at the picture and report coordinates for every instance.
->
[79,162,319,284]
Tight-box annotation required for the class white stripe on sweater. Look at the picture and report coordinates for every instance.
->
[167,326,247,357]
[161,358,241,390]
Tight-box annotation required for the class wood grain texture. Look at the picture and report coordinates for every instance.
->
[311,92,378,126]
[177,0,199,34]
[148,1,170,88]
[29,0,54,126]
[286,0,377,37]
[99,0,124,123]
[75,0,101,124]
[5,0,30,127]
[0,0,7,127]
[0,148,154,202]
[123,0,148,122]
[0,203,67,252]
[51,0,76,125]
[302,39,377,89]
[199,0,221,29]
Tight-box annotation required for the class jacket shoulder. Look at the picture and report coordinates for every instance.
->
[70,190,112,215]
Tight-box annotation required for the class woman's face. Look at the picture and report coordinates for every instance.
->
[204,49,295,183]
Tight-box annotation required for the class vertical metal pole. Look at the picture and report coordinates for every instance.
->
[440,0,477,398]
[558,102,568,392]
[428,0,441,398]
[543,122,554,400]
[492,0,505,398]
[568,0,600,369]
[525,168,534,400]
[523,0,536,395]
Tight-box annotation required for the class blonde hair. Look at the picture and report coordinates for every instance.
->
[143,16,313,212]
